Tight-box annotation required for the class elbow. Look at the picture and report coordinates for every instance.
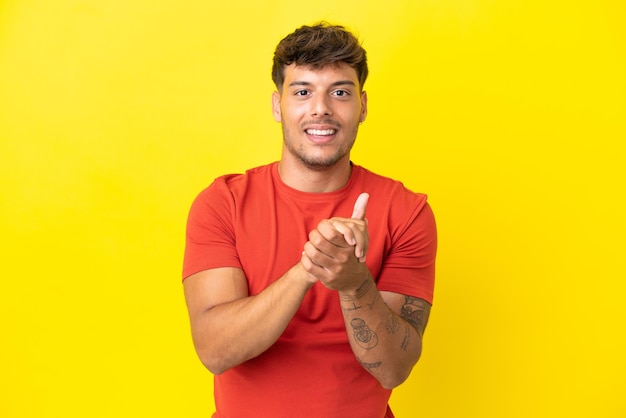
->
[201,358,227,376]
[191,329,255,375]
[379,348,422,390]
[199,354,229,375]
[191,328,237,375]
[196,347,231,375]
[379,368,411,390]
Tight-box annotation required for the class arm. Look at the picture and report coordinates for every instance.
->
[339,278,431,389]
[302,193,431,388]
[183,263,316,375]
[303,238,430,388]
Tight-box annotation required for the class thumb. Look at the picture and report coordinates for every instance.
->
[351,193,369,220]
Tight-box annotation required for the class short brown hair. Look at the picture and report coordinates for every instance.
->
[272,22,368,91]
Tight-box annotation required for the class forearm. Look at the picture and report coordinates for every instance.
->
[191,263,314,374]
[339,275,423,389]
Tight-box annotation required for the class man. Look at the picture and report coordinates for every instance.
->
[182,22,437,418]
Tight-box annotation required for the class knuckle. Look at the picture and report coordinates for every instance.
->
[309,233,324,248]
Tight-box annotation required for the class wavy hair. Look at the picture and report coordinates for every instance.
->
[272,22,368,91]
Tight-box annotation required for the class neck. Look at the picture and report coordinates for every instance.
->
[277,156,352,193]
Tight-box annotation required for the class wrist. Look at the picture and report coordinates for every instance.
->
[338,274,374,301]
[292,261,318,289]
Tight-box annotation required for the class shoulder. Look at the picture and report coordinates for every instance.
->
[352,164,429,210]
[195,162,276,200]
[187,163,276,222]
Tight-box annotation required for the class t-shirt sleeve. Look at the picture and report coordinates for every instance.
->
[182,177,242,280]
[376,195,437,304]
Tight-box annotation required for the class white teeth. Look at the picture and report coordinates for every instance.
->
[306,129,335,136]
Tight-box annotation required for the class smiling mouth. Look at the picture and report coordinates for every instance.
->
[305,129,336,136]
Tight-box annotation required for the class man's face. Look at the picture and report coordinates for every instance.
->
[272,63,367,171]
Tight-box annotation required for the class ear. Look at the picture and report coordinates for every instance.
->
[272,91,282,122]
[360,91,368,123]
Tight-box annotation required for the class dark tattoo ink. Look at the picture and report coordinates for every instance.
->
[340,279,374,302]
[385,313,399,334]
[341,279,380,313]
[400,324,410,351]
[341,301,362,313]
[401,296,430,335]
[357,357,382,369]
[350,318,378,349]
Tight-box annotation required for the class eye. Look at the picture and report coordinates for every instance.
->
[332,89,350,97]
[295,90,309,97]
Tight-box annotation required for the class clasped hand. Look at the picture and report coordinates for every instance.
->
[301,193,370,291]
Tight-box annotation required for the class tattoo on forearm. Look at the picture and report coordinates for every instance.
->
[357,357,382,369]
[340,279,374,302]
[401,296,431,335]
[341,301,362,313]
[385,313,399,334]
[341,279,380,313]
[350,318,379,349]
[400,324,410,351]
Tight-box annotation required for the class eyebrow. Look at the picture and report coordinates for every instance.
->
[288,80,356,88]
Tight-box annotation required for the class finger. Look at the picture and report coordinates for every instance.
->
[351,193,369,220]
[307,228,344,261]
[303,240,333,269]
[330,219,369,262]
[316,220,351,247]
[330,220,356,246]
[356,238,368,263]
[300,248,324,277]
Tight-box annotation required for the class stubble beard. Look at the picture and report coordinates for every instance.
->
[282,124,359,172]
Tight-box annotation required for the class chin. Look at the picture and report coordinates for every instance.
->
[298,154,347,171]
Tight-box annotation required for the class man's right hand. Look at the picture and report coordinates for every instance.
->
[330,192,369,262]
[300,193,371,291]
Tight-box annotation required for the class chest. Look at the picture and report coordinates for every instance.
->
[234,193,388,295]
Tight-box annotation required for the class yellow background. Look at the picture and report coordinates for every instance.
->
[1,1,624,417]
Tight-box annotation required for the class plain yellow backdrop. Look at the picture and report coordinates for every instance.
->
[1,1,624,417]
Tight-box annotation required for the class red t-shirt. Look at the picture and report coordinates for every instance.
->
[183,162,437,418]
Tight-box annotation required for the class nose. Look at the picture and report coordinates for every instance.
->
[310,95,333,117]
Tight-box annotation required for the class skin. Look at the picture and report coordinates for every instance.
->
[272,63,367,193]
[302,193,431,388]
[183,63,431,389]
